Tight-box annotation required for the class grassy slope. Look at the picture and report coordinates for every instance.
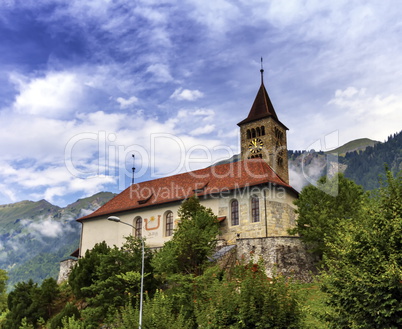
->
[325,138,379,156]
[0,200,60,232]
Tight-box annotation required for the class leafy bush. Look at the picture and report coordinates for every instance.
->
[110,291,193,329]
[68,237,158,326]
[194,261,303,329]
[5,278,59,329]
[322,170,402,328]
[289,173,366,261]
[48,302,80,329]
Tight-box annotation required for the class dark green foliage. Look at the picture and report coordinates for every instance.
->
[152,196,220,277]
[289,173,366,261]
[68,241,110,299]
[194,262,303,329]
[110,262,303,329]
[48,302,80,329]
[110,292,193,329]
[343,131,402,190]
[0,269,7,313]
[322,170,402,328]
[5,278,59,329]
[68,237,158,326]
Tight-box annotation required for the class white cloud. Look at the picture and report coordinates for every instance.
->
[170,87,204,101]
[327,86,402,143]
[28,219,64,238]
[10,71,84,118]
[146,63,173,82]
[191,124,215,136]
[116,96,139,109]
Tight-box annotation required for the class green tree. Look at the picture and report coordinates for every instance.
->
[68,241,111,299]
[289,173,366,261]
[0,269,8,313]
[152,196,220,277]
[322,170,402,328]
[5,277,59,329]
[68,237,158,327]
[5,280,38,329]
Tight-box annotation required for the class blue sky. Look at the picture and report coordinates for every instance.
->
[0,0,401,206]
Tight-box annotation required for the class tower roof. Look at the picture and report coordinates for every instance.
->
[237,82,288,130]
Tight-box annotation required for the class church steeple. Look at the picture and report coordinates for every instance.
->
[237,60,286,128]
[237,81,281,126]
[238,63,289,184]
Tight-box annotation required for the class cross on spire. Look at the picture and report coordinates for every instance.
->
[260,57,264,84]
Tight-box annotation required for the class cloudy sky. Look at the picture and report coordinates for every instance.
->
[0,0,401,206]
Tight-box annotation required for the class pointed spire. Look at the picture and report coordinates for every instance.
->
[237,60,288,130]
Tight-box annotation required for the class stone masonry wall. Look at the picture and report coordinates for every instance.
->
[236,237,317,282]
[57,258,78,284]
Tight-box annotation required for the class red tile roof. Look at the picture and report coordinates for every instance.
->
[237,82,288,130]
[78,159,297,221]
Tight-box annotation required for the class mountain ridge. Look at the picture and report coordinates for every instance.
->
[0,191,116,289]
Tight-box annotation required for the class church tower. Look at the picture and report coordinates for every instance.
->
[238,65,289,184]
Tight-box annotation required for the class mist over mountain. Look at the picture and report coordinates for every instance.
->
[0,192,115,289]
[288,130,401,192]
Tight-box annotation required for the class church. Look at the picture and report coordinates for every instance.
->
[75,69,311,278]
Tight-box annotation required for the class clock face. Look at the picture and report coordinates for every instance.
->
[248,138,264,154]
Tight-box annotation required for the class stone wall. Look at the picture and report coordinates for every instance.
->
[235,236,317,282]
[57,258,78,284]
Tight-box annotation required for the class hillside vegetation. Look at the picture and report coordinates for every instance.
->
[288,130,402,191]
[325,137,378,156]
[0,192,115,289]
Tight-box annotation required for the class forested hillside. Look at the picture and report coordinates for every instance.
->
[0,192,115,289]
[288,130,402,191]
[343,131,402,190]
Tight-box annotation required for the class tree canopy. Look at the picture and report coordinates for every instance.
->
[322,170,402,328]
[289,173,366,261]
[152,196,220,277]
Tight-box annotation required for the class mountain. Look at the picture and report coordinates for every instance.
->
[0,192,116,289]
[342,132,402,190]
[325,138,379,156]
[288,130,401,192]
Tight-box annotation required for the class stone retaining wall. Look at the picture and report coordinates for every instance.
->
[235,236,317,282]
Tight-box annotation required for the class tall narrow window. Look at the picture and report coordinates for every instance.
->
[251,196,260,222]
[256,127,261,136]
[134,217,142,238]
[247,129,251,139]
[231,199,239,226]
[261,126,265,136]
[165,211,174,237]
[251,128,256,138]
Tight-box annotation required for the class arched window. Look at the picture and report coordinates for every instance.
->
[251,128,256,138]
[134,217,142,238]
[251,196,260,222]
[261,126,265,136]
[256,127,261,137]
[231,199,239,226]
[165,211,174,237]
[246,129,251,139]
